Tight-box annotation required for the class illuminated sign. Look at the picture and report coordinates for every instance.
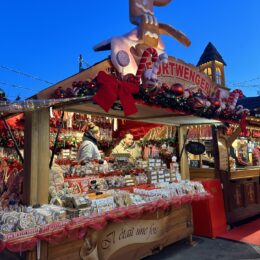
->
[146,57,217,96]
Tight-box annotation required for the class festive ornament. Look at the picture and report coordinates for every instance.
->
[227,89,243,110]
[72,81,78,88]
[93,71,139,116]
[66,88,74,98]
[136,47,158,80]
[7,139,14,148]
[215,89,229,111]
[124,74,139,85]
[77,81,84,87]
[205,101,211,108]
[187,95,204,110]
[143,80,160,96]
[183,90,192,99]
[213,100,221,109]
[53,87,66,99]
[171,83,184,96]
[0,89,7,101]
[161,83,170,91]
[144,52,168,81]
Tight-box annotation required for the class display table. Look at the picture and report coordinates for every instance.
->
[0,191,211,260]
[16,204,192,260]
[42,205,191,260]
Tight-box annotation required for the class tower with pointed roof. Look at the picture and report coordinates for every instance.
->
[197,42,226,88]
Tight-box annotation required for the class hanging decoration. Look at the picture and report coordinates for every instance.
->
[139,137,177,147]
[0,97,90,115]
[92,71,139,116]
[171,83,184,96]
[185,141,206,155]
[48,47,250,124]
[51,76,248,123]
[0,89,7,102]
[0,129,24,149]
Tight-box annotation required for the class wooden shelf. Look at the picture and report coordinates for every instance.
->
[230,168,260,180]
[190,168,215,179]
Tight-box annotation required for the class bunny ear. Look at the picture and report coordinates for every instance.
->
[154,0,172,7]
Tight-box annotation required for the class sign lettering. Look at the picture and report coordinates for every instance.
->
[146,57,216,96]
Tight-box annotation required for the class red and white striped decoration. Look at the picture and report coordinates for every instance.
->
[183,89,192,99]
[136,47,158,80]
[150,53,168,79]
[228,89,243,110]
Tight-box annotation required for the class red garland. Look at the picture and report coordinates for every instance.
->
[0,193,210,253]
[93,71,139,116]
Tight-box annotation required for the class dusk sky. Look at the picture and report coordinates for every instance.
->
[1,0,260,100]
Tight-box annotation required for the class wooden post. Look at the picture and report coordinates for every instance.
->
[37,109,50,204]
[212,125,220,178]
[23,111,39,205]
[178,126,190,180]
[23,108,50,205]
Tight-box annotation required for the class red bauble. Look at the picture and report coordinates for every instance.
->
[7,139,14,148]
[161,83,170,91]
[143,80,160,97]
[0,88,6,100]
[78,81,83,87]
[171,83,184,96]
[213,100,221,109]
[54,87,66,99]
[124,73,139,85]
[72,81,78,88]
[66,88,74,97]
[188,97,204,109]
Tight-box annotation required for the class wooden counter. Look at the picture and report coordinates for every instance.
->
[230,167,260,180]
[227,174,260,224]
[23,204,192,260]
[190,168,215,180]
[190,166,260,224]
[190,167,260,181]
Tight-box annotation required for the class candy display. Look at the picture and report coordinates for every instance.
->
[0,204,66,236]
[0,110,215,257]
[0,176,208,241]
[0,115,213,255]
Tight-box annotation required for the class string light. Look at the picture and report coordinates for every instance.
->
[0,65,53,85]
[228,76,260,85]
[0,81,37,91]
[234,84,260,88]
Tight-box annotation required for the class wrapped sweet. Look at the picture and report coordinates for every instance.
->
[17,212,37,230]
[49,165,64,190]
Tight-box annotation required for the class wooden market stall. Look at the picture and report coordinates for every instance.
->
[0,2,252,259]
[18,57,222,259]
[184,42,260,225]
[11,33,231,258]
[189,120,260,225]
[2,43,246,260]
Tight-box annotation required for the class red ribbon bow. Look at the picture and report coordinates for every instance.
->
[93,71,139,116]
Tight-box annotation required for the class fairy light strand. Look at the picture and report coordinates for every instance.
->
[0,65,53,85]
